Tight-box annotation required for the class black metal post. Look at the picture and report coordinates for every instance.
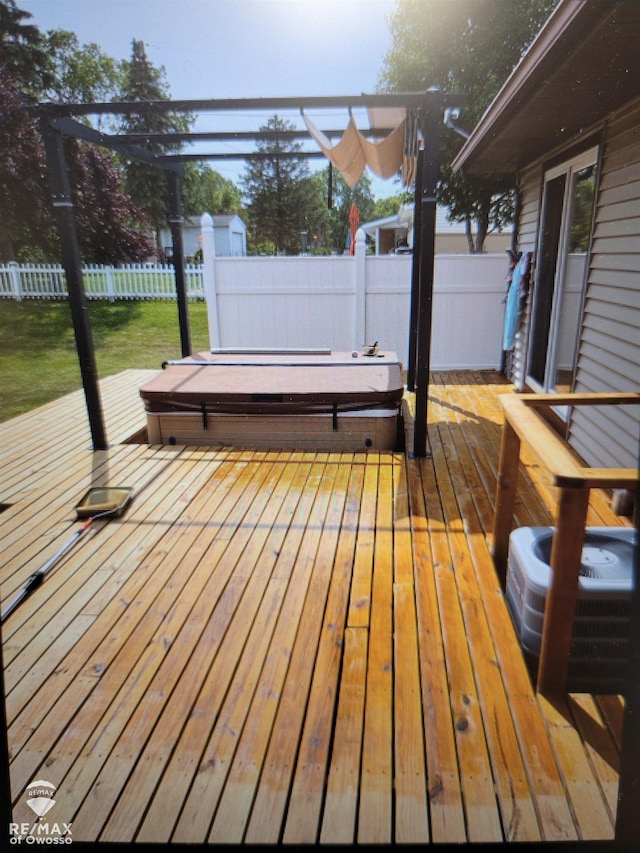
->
[41,123,107,450]
[166,171,192,358]
[413,93,441,458]
[406,143,424,391]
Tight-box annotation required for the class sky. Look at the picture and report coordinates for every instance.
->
[19,0,402,197]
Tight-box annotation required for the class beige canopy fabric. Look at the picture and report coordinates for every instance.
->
[303,112,410,187]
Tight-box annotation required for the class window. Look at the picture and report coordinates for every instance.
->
[528,147,598,406]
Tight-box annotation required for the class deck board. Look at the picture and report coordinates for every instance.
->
[1,368,631,844]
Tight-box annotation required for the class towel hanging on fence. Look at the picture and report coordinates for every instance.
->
[303,112,407,187]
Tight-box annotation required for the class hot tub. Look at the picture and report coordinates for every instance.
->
[139,349,404,451]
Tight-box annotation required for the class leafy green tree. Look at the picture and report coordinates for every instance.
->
[118,39,192,254]
[43,29,122,111]
[302,168,399,255]
[180,163,243,219]
[241,115,328,255]
[379,0,559,252]
[372,193,413,221]
[300,170,332,254]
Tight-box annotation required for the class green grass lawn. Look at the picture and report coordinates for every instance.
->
[0,299,211,422]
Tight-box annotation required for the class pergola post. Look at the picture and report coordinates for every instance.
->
[200,213,220,349]
[412,92,442,458]
[40,122,107,451]
[166,171,192,357]
[406,143,423,392]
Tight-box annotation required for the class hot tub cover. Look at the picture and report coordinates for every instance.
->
[139,350,404,416]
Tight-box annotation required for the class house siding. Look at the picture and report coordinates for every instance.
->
[512,102,640,469]
[570,100,640,469]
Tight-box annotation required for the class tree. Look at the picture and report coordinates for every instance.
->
[180,163,243,219]
[0,64,154,263]
[0,0,52,99]
[372,193,413,221]
[43,29,122,112]
[379,0,559,252]
[0,4,154,262]
[0,65,51,259]
[118,39,192,255]
[67,141,155,263]
[241,115,327,255]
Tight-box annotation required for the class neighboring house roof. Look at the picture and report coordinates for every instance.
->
[361,205,467,237]
[361,213,404,236]
[209,214,245,228]
[452,0,640,182]
[182,214,246,230]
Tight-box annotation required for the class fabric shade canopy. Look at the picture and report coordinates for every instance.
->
[303,111,416,188]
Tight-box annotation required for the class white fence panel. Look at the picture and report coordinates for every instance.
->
[365,256,412,358]
[0,263,67,298]
[364,254,506,368]
[1,254,508,370]
[213,257,356,351]
[432,255,507,369]
[0,263,204,300]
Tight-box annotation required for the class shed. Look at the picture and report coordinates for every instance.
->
[453,0,640,472]
[160,214,247,260]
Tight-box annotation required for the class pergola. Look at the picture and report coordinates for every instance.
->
[31,90,465,458]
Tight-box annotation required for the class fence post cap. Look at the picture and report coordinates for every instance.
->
[201,212,213,228]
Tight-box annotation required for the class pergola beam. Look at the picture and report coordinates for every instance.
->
[157,151,329,163]
[32,92,460,118]
[46,115,184,173]
[116,128,399,145]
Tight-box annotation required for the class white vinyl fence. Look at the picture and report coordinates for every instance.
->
[200,222,508,369]
[0,262,205,301]
[0,249,509,370]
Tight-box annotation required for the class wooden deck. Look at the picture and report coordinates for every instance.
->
[0,369,630,844]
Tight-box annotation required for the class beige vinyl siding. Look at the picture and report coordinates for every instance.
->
[569,101,640,469]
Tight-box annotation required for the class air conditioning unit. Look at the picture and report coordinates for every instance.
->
[506,526,636,693]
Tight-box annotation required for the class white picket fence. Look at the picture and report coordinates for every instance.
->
[0,262,205,301]
[0,252,510,370]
